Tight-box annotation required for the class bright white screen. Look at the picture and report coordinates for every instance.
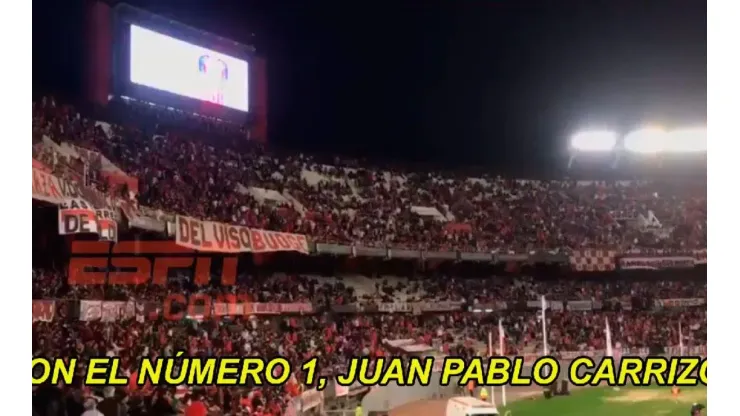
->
[129,25,249,112]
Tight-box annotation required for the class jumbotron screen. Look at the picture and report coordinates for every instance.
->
[129,25,249,112]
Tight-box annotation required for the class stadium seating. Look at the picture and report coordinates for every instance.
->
[31,96,707,416]
[33,97,707,252]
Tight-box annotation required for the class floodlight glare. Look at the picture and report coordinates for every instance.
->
[623,127,668,154]
[665,127,707,153]
[570,130,618,152]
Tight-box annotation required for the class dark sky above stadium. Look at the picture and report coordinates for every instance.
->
[34,0,706,175]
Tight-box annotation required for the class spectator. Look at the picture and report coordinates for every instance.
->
[185,391,209,416]
[33,96,707,252]
[81,398,104,416]
[96,387,125,416]
[31,94,707,415]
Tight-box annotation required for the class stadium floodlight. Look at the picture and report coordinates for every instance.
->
[623,127,668,154]
[664,127,707,153]
[570,130,618,152]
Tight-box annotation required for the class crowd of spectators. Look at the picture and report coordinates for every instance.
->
[33,267,707,356]
[33,96,706,253]
[34,267,707,309]
[32,95,707,416]
[33,266,707,415]
[381,275,706,304]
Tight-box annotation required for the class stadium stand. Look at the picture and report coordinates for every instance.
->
[32,96,706,416]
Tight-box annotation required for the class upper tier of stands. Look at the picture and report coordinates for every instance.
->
[32,97,706,253]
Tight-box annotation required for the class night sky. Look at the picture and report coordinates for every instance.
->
[33,0,706,175]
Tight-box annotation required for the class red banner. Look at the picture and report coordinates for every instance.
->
[33,166,113,211]
[32,300,56,322]
[175,215,309,254]
[32,158,52,173]
[33,167,76,205]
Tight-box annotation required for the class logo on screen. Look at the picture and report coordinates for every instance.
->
[198,55,229,105]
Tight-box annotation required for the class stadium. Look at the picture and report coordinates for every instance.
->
[29,1,709,416]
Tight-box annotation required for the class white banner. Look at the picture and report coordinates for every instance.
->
[175,215,309,254]
[100,301,136,322]
[101,302,123,322]
[80,301,136,322]
[420,301,464,312]
[619,346,651,356]
[664,345,707,356]
[566,300,594,311]
[378,302,412,313]
[619,256,696,270]
[298,388,324,411]
[58,198,118,242]
[383,338,416,348]
[527,299,564,311]
[655,298,706,308]
[334,383,349,397]
[79,300,102,321]
[556,347,650,360]
[333,379,371,398]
